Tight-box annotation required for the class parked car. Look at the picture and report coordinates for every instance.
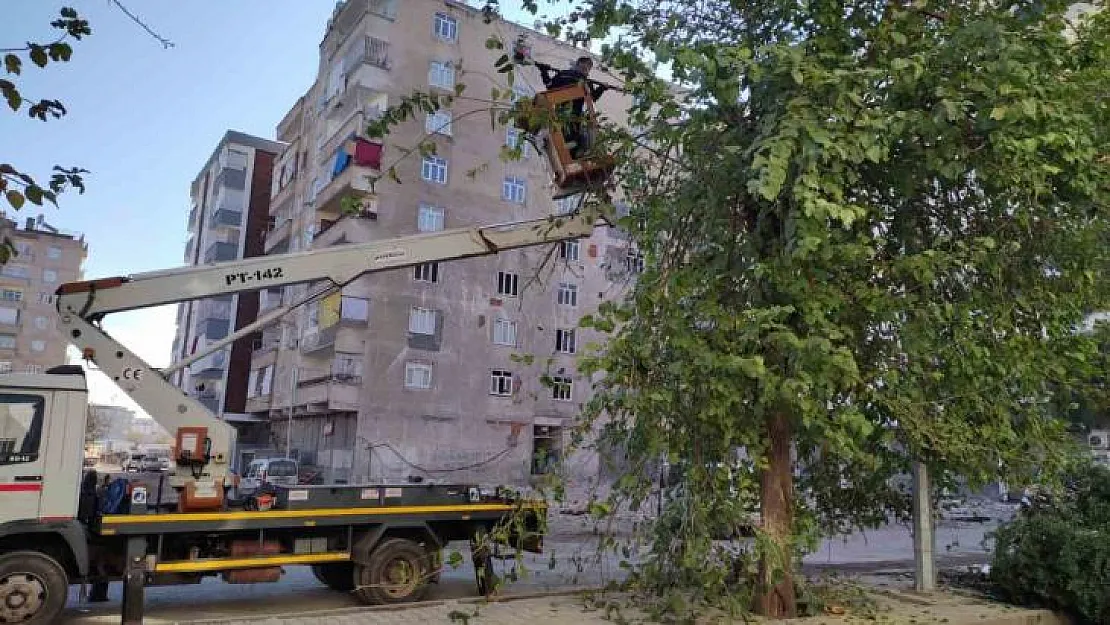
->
[141,456,164,472]
[124,454,143,472]
[238,458,300,494]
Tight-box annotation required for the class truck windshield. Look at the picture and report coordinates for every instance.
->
[267,460,297,477]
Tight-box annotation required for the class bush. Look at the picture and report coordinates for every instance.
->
[990,464,1110,624]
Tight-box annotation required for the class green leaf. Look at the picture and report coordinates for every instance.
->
[891,31,908,45]
[791,68,803,85]
[28,46,47,68]
[989,106,1007,121]
[24,185,43,206]
[485,36,503,50]
[3,54,20,75]
[386,166,401,185]
[5,190,24,210]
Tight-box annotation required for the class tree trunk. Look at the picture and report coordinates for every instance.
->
[757,411,797,618]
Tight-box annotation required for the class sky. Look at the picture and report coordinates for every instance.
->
[1,0,556,414]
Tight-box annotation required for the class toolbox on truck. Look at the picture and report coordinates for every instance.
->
[271,482,482,510]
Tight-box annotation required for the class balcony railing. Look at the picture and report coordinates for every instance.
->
[204,241,238,264]
[292,370,361,413]
[265,219,292,255]
[211,207,243,228]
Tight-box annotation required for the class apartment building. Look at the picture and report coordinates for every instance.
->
[0,214,87,374]
[170,131,284,460]
[245,0,641,486]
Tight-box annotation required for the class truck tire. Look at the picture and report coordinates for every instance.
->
[353,538,429,605]
[0,551,68,625]
[311,562,354,592]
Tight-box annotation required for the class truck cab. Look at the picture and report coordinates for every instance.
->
[0,366,90,624]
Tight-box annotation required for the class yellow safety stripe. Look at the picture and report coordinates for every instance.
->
[102,503,530,525]
[155,551,350,573]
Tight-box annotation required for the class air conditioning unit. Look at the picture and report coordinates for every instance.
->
[1089,430,1109,450]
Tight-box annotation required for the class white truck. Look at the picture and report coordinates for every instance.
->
[0,213,595,624]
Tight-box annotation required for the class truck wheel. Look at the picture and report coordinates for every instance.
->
[353,538,429,605]
[311,562,354,592]
[0,551,68,625]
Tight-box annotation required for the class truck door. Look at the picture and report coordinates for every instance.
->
[0,392,49,524]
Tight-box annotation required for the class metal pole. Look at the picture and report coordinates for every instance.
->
[286,364,297,459]
[912,461,936,592]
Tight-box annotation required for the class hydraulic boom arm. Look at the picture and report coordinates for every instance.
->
[55,213,596,501]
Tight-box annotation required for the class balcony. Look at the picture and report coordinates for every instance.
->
[188,205,198,231]
[214,165,246,190]
[200,318,230,340]
[245,394,272,415]
[211,206,243,228]
[315,154,380,220]
[204,241,238,264]
[293,372,361,414]
[300,323,365,356]
[184,236,195,263]
[325,83,387,122]
[265,218,292,255]
[196,393,221,414]
[251,328,281,361]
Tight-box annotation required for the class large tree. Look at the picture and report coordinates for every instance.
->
[369,0,1110,616]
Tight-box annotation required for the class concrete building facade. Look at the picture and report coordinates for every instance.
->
[170,131,285,464]
[245,0,639,486]
[0,214,87,374]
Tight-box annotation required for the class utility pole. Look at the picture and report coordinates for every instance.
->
[912,461,936,592]
[286,364,298,459]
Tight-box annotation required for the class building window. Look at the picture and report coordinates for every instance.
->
[557,282,578,307]
[532,425,562,475]
[1,265,28,279]
[421,156,447,184]
[426,110,453,136]
[555,328,576,354]
[490,369,514,396]
[405,362,433,389]
[0,308,18,326]
[408,307,437,335]
[550,375,573,401]
[433,12,458,42]
[418,204,445,232]
[33,316,47,330]
[502,176,526,203]
[496,271,518,297]
[0,335,14,350]
[559,240,580,262]
[625,249,645,273]
[493,318,517,346]
[36,293,54,306]
[46,246,61,260]
[0,362,10,374]
[428,61,456,89]
[554,194,581,216]
[30,340,45,353]
[414,262,439,283]
[340,296,370,322]
[0,394,45,463]
[41,270,57,283]
[0,289,21,302]
[505,126,531,157]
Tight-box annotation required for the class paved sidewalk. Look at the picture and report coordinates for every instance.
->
[117,588,1064,625]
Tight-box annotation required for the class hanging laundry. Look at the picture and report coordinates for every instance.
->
[332,148,351,177]
[353,137,383,169]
